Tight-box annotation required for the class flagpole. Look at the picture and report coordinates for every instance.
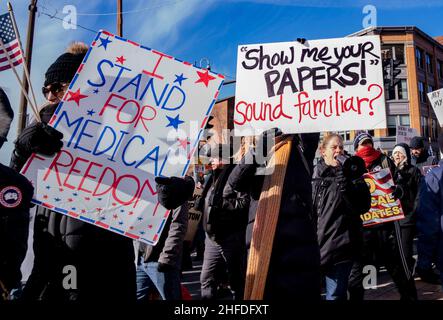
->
[7,2,39,113]
[0,38,40,121]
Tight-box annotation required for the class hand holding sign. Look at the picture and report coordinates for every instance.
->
[21,30,224,245]
[235,36,387,136]
[155,176,195,210]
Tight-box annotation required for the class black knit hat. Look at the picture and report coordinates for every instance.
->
[44,52,85,87]
[353,132,373,150]
[409,136,424,149]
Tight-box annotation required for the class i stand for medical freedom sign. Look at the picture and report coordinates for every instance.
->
[21,30,224,245]
[234,36,387,135]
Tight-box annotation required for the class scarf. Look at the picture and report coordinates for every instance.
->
[244,135,292,300]
[355,146,381,169]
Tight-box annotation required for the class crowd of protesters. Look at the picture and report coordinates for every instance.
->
[2,42,443,302]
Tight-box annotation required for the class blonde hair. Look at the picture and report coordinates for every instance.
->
[319,133,343,151]
[66,42,89,55]
[233,136,255,162]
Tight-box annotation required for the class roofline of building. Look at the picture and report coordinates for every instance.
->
[348,26,443,51]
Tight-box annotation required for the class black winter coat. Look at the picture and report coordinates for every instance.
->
[0,163,34,293]
[393,164,422,227]
[411,152,438,172]
[12,104,135,301]
[198,164,249,241]
[231,133,321,300]
[140,203,189,269]
[312,159,371,268]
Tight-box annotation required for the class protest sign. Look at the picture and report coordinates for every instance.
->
[427,88,443,125]
[396,125,418,145]
[234,36,387,135]
[21,30,224,245]
[421,165,440,176]
[361,168,405,227]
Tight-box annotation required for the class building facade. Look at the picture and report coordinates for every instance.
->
[345,26,443,153]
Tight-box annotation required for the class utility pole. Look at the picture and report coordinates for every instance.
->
[17,0,38,135]
[117,0,123,37]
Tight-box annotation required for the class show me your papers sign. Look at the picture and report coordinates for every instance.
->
[234,35,387,135]
[21,30,224,245]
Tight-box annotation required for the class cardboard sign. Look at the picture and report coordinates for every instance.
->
[427,88,443,125]
[21,30,224,245]
[234,36,387,135]
[361,168,405,227]
[396,125,418,145]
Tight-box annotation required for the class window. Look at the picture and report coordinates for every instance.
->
[416,48,424,69]
[418,81,426,103]
[421,116,429,138]
[426,53,434,74]
[400,115,410,126]
[438,60,443,79]
[397,79,408,100]
[387,115,397,136]
[386,83,396,100]
[338,131,351,141]
[393,44,405,64]
[432,118,439,139]
[428,85,435,95]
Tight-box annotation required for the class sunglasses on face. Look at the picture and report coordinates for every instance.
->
[42,83,67,97]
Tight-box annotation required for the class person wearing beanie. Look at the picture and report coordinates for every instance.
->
[15,42,194,302]
[353,132,373,152]
[416,133,443,289]
[13,42,136,302]
[410,136,438,171]
[197,143,250,300]
[348,133,417,301]
[391,143,422,279]
[42,42,88,105]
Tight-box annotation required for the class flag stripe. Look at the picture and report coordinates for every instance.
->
[0,40,18,54]
[0,52,22,67]
[0,48,21,63]
[0,57,22,71]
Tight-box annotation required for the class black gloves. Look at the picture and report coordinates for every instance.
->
[392,184,404,200]
[336,167,348,192]
[157,262,175,273]
[155,176,195,210]
[10,122,64,172]
[15,122,64,157]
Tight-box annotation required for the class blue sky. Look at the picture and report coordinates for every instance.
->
[1,0,442,164]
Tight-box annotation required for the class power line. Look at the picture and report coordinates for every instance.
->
[38,10,98,33]
[36,5,234,80]
[75,0,186,16]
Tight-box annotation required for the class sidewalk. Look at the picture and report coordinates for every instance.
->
[181,255,443,300]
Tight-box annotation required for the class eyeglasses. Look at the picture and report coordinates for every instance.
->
[42,82,67,97]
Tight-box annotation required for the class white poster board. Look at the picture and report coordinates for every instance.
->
[396,125,418,145]
[427,88,443,125]
[21,30,224,245]
[234,36,387,135]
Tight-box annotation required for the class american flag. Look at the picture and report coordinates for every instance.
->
[0,12,23,72]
